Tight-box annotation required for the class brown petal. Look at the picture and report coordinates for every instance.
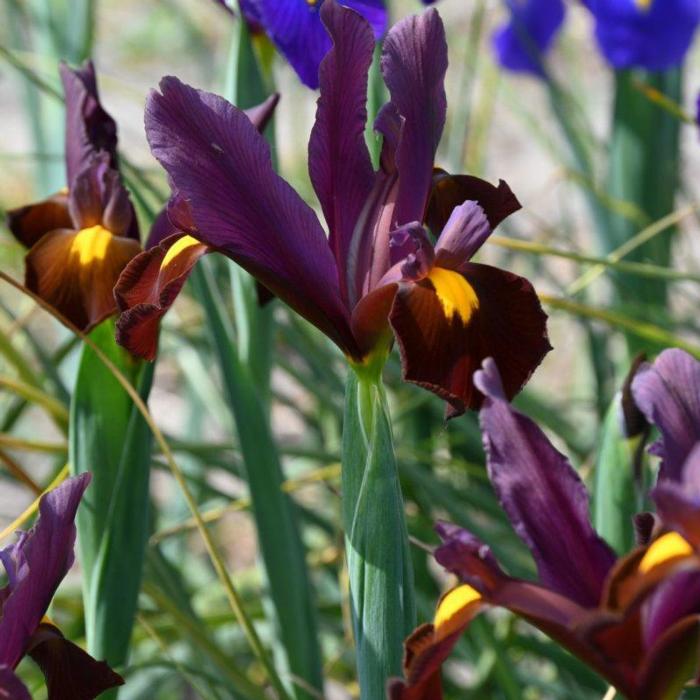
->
[115,233,210,360]
[25,225,141,331]
[389,263,550,416]
[6,192,73,249]
[27,623,124,700]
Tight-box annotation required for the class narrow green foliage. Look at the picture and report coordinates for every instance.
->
[607,69,682,340]
[342,362,415,699]
[70,321,154,686]
[593,394,641,555]
[191,265,322,700]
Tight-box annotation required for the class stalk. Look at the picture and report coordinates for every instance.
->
[342,357,416,698]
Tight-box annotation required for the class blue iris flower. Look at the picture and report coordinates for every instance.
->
[493,0,700,76]
[245,0,387,88]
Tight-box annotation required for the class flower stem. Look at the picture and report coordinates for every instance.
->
[342,359,415,698]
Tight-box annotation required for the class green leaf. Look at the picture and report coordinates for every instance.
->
[342,363,415,698]
[191,264,322,700]
[593,393,640,555]
[69,320,154,684]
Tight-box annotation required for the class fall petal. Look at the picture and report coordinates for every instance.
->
[473,358,616,606]
[425,169,521,234]
[6,192,73,249]
[115,233,210,360]
[25,225,141,332]
[27,624,124,700]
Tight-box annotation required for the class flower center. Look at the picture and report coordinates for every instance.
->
[161,234,202,269]
[638,532,693,574]
[71,225,113,266]
[427,267,479,323]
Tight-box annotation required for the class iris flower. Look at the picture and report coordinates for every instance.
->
[391,356,700,700]
[0,474,123,699]
[115,2,550,415]
[228,0,387,88]
[6,61,141,332]
[494,0,700,75]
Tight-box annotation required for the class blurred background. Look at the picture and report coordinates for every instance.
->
[2,0,700,697]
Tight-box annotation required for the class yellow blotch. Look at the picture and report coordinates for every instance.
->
[434,584,482,641]
[635,0,652,9]
[427,267,479,323]
[71,225,113,266]
[638,532,694,574]
[161,235,201,269]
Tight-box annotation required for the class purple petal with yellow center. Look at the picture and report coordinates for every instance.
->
[474,358,616,605]
[587,0,700,71]
[144,76,359,356]
[631,348,700,482]
[115,233,211,361]
[60,61,118,186]
[308,0,375,303]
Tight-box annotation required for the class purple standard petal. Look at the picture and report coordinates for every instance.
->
[631,349,700,483]
[380,8,447,226]
[60,61,118,186]
[587,0,700,71]
[434,200,492,269]
[0,474,91,669]
[145,77,360,356]
[473,358,616,606]
[0,666,31,700]
[256,0,386,89]
[492,0,566,76]
[309,0,375,303]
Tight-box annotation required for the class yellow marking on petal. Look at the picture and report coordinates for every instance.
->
[41,615,56,627]
[70,225,113,266]
[434,584,482,641]
[161,235,201,270]
[635,0,652,9]
[427,267,479,323]
[639,532,694,574]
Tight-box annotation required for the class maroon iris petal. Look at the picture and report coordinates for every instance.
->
[0,474,90,669]
[381,8,447,227]
[631,348,700,483]
[144,76,359,357]
[6,192,73,249]
[60,61,118,186]
[27,624,124,700]
[426,169,522,234]
[115,233,210,361]
[473,358,616,607]
[309,0,375,304]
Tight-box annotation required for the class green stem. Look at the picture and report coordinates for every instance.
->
[342,360,415,698]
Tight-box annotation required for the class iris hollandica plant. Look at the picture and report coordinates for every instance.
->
[392,349,700,700]
[114,1,549,694]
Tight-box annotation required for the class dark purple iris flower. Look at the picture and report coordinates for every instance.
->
[0,474,123,699]
[494,0,700,75]
[115,2,550,415]
[5,61,141,332]
[391,357,700,700]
